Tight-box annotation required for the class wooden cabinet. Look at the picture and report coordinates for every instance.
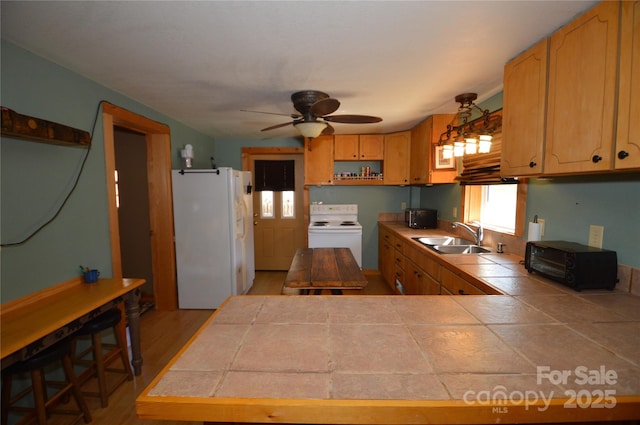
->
[377,225,501,296]
[440,268,486,295]
[304,135,334,185]
[501,1,639,177]
[378,228,396,292]
[544,0,620,174]
[383,131,411,185]
[615,0,640,170]
[501,38,548,177]
[410,114,457,184]
[334,134,384,160]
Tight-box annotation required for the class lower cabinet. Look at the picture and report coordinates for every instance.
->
[439,268,486,295]
[378,227,492,296]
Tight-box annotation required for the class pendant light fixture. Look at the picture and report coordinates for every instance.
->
[437,93,500,157]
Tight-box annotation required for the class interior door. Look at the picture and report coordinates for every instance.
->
[249,153,305,270]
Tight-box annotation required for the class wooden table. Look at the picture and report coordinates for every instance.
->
[1,278,145,375]
[284,248,367,294]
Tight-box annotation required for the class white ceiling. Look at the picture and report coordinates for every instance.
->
[1,1,597,139]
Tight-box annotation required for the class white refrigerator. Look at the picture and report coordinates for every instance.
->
[171,167,255,309]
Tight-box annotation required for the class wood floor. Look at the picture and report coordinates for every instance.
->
[39,271,392,425]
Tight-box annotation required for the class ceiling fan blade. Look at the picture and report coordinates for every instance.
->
[261,121,294,131]
[323,114,383,124]
[241,109,301,119]
[309,98,340,117]
[321,123,335,135]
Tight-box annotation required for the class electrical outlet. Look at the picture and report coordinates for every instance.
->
[401,202,406,210]
[588,225,604,248]
[537,218,545,236]
[452,207,457,218]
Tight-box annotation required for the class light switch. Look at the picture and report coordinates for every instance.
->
[588,225,604,248]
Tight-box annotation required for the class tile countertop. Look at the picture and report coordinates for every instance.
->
[137,285,640,422]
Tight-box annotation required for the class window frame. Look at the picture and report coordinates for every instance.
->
[461,179,528,237]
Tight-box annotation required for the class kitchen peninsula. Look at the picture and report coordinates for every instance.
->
[137,255,640,424]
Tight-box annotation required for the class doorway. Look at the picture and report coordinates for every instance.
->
[114,127,154,306]
[242,147,306,270]
[102,103,178,310]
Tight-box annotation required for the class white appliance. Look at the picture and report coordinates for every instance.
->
[308,204,362,268]
[171,167,255,309]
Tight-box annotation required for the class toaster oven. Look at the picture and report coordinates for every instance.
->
[524,240,617,291]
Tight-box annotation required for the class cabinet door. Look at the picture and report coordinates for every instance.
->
[429,114,458,184]
[545,1,620,174]
[410,119,430,184]
[615,0,640,170]
[304,135,334,185]
[501,38,548,177]
[359,134,384,160]
[383,131,411,185]
[418,273,441,295]
[334,135,359,160]
[440,268,486,295]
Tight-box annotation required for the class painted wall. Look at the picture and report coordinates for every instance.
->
[0,40,216,302]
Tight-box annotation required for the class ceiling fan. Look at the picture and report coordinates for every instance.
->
[242,90,382,138]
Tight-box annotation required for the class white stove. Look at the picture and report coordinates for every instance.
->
[308,204,362,267]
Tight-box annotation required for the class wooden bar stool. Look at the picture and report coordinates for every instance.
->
[72,308,133,408]
[1,338,92,425]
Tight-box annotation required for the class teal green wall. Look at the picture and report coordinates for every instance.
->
[420,93,640,268]
[1,40,216,302]
[3,40,638,306]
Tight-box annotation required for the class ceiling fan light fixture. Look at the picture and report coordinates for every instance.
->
[294,121,327,138]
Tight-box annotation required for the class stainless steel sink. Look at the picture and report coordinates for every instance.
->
[429,244,490,254]
[412,237,475,247]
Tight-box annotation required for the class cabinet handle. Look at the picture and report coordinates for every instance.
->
[592,155,603,163]
[529,161,537,168]
[618,150,630,160]
[458,289,469,295]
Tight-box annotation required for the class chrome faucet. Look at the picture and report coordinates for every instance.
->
[452,221,484,246]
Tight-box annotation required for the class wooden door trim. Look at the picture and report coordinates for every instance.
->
[241,147,306,212]
[102,102,178,310]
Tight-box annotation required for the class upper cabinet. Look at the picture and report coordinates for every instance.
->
[615,0,640,170]
[334,134,384,160]
[410,114,457,184]
[501,39,548,177]
[383,131,411,185]
[304,135,334,185]
[502,0,640,177]
[544,0,620,174]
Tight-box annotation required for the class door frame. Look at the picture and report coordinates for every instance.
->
[102,103,178,310]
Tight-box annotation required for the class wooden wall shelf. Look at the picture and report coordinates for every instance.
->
[1,107,90,147]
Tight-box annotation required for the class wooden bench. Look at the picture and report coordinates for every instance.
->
[284,248,367,294]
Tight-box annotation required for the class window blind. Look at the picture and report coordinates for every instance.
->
[455,110,516,185]
[254,160,295,191]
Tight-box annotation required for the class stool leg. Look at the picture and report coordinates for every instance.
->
[92,332,109,408]
[61,353,92,423]
[114,325,133,381]
[31,369,48,425]
[1,373,12,425]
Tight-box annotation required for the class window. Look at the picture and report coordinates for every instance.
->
[462,182,527,236]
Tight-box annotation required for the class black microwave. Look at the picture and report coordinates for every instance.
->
[524,241,617,291]
[405,208,437,229]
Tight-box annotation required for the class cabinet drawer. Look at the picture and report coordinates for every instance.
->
[405,244,441,280]
[393,249,405,271]
[440,268,486,295]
